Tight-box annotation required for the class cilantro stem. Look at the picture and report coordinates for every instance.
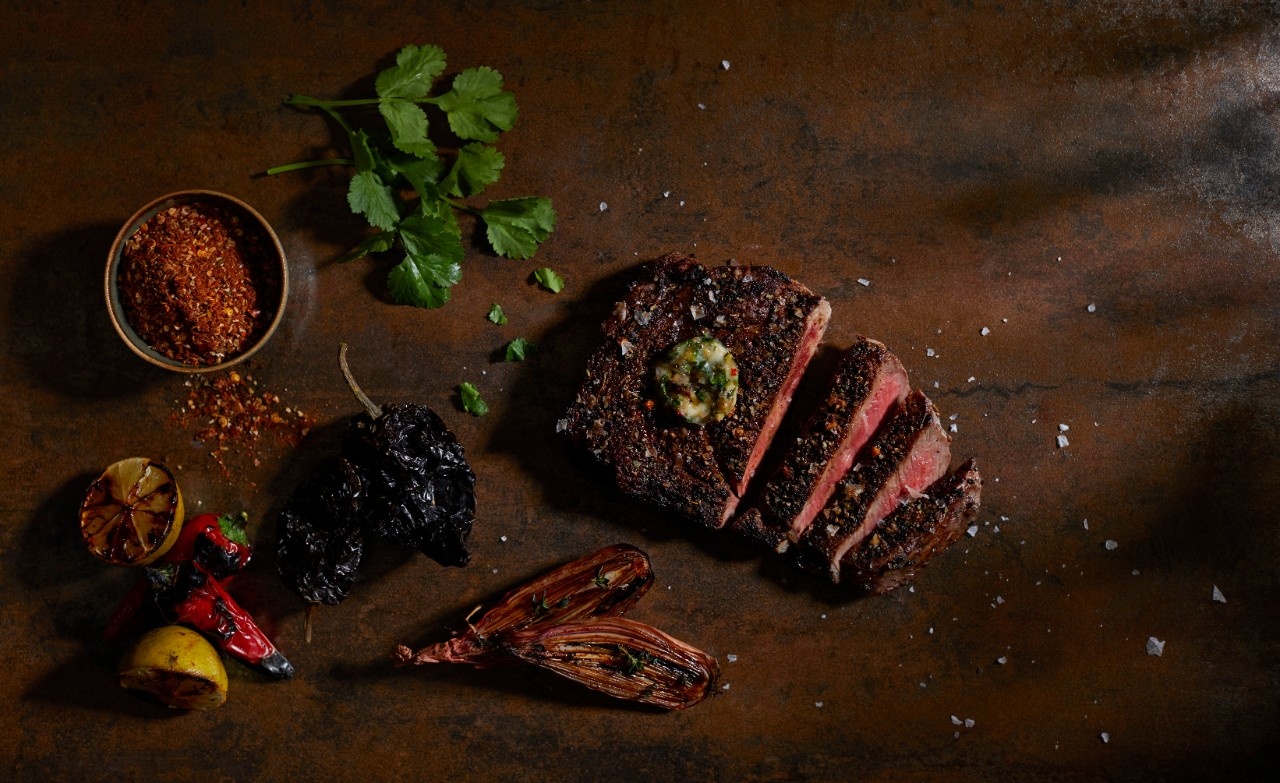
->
[265,158,355,176]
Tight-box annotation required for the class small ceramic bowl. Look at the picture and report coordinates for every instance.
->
[106,190,288,373]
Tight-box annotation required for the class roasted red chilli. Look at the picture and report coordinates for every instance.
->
[118,203,275,366]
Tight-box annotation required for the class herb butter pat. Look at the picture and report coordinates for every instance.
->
[654,336,739,424]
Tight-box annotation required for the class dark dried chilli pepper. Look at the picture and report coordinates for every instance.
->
[149,563,294,679]
[276,457,365,606]
[276,344,476,637]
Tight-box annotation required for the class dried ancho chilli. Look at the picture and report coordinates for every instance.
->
[276,344,476,637]
[394,544,719,710]
[344,403,475,567]
[276,457,365,606]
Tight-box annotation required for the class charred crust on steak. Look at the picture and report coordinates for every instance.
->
[842,459,982,593]
[561,253,828,528]
[798,390,952,581]
[740,338,908,550]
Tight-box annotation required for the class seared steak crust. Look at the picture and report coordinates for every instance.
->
[740,338,908,551]
[800,390,951,581]
[561,253,829,527]
[842,459,982,593]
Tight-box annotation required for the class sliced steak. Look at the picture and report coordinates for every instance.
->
[842,459,982,593]
[561,253,829,527]
[799,390,951,582]
[735,338,909,552]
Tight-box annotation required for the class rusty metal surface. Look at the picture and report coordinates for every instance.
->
[2,1,1278,780]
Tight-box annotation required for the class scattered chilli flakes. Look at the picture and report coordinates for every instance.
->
[173,369,314,478]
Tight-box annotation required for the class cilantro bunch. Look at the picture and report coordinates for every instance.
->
[267,44,556,308]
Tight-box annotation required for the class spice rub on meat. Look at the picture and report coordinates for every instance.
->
[735,338,909,552]
[798,390,953,583]
[841,459,982,594]
[560,253,830,528]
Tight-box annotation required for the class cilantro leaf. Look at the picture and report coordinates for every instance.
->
[337,230,397,263]
[375,44,446,101]
[352,129,380,173]
[348,171,399,231]
[436,66,518,142]
[218,512,250,547]
[387,213,464,307]
[440,143,505,198]
[487,303,508,325]
[458,382,489,416]
[533,267,564,293]
[380,101,436,158]
[504,337,535,361]
[482,197,556,259]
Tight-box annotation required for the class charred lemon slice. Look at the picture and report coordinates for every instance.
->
[118,625,228,710]
[79,457,185,567]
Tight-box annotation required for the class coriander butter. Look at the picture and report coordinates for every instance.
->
[654,336,739,424]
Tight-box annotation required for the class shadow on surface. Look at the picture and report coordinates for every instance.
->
[5,224,162,399]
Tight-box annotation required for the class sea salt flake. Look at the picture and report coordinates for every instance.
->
[727,654,738,663]
[663,191,670,198]
[1101,732,1110,744]
[964,719,975,728]
[697,103,706,110]
[926,347,936,357]
[967,375,976,382]
[599,201,608,211]
[980,326,991,336]
[722,683,730,690]
[1146,637,1165,656]
[815,701,824,708]
[1087,303,1097,313]
[951,715,963,725]
[555,418,568,433]
[949,423,959,433]
[857,277,870,286]
[996,595,1005,605]
[1059,423,1070,432]
[499,535,508,542]
[1056,434,1069,448]
[1212,585,1227,603]
[966,525,978,538]
[1105,539,1118,551]
[722,59,731,70]
[690,304,706,320]
[1082,518,1089,530]
[997,656,1008,665]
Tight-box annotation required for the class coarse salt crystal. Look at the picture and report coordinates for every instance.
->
[949,423,959,433]
[555,418,568,433]
[599,201,608,212]
[619,338,634,356]
[499,535,508,542]
[964,719,975,728]
[857,278,870,286]
[926,347,936,357]
[966,525,979,538]
[951,715,962,726]
[1212,585,1227,603]
[1082,519,1089,530]
[1056,434,1069,448]
[967,376,976,382]
[1059,423,1070,432]
[1132,568,1141,576]
[996,596,1005,605]
[1146,637,1165,656]
[815,701,824,708]
[1105,540,1118,550]
[980,326,991,336]
[1087,303,1097,313]
[727,654,738,663]
[663,191,670,198]
[722,682,730,690]
[997,656,1008,665]
[690,304,706,320]
[722,60,731,69]
[1101,732,1110,744]
[697,103,706,110]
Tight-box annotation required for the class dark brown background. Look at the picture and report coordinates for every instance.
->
[2,1,1277,781]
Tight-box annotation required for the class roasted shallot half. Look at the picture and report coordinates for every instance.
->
[393,544,719,710]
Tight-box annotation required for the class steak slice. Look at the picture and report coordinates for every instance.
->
[561,253,830,528]
[799,390,951,582]
[735,338,909,552]
[841,459,982,593]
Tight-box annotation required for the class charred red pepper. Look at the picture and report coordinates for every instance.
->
[163,511,252,578]
[103,576,155,646]
[148,562,294,679]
